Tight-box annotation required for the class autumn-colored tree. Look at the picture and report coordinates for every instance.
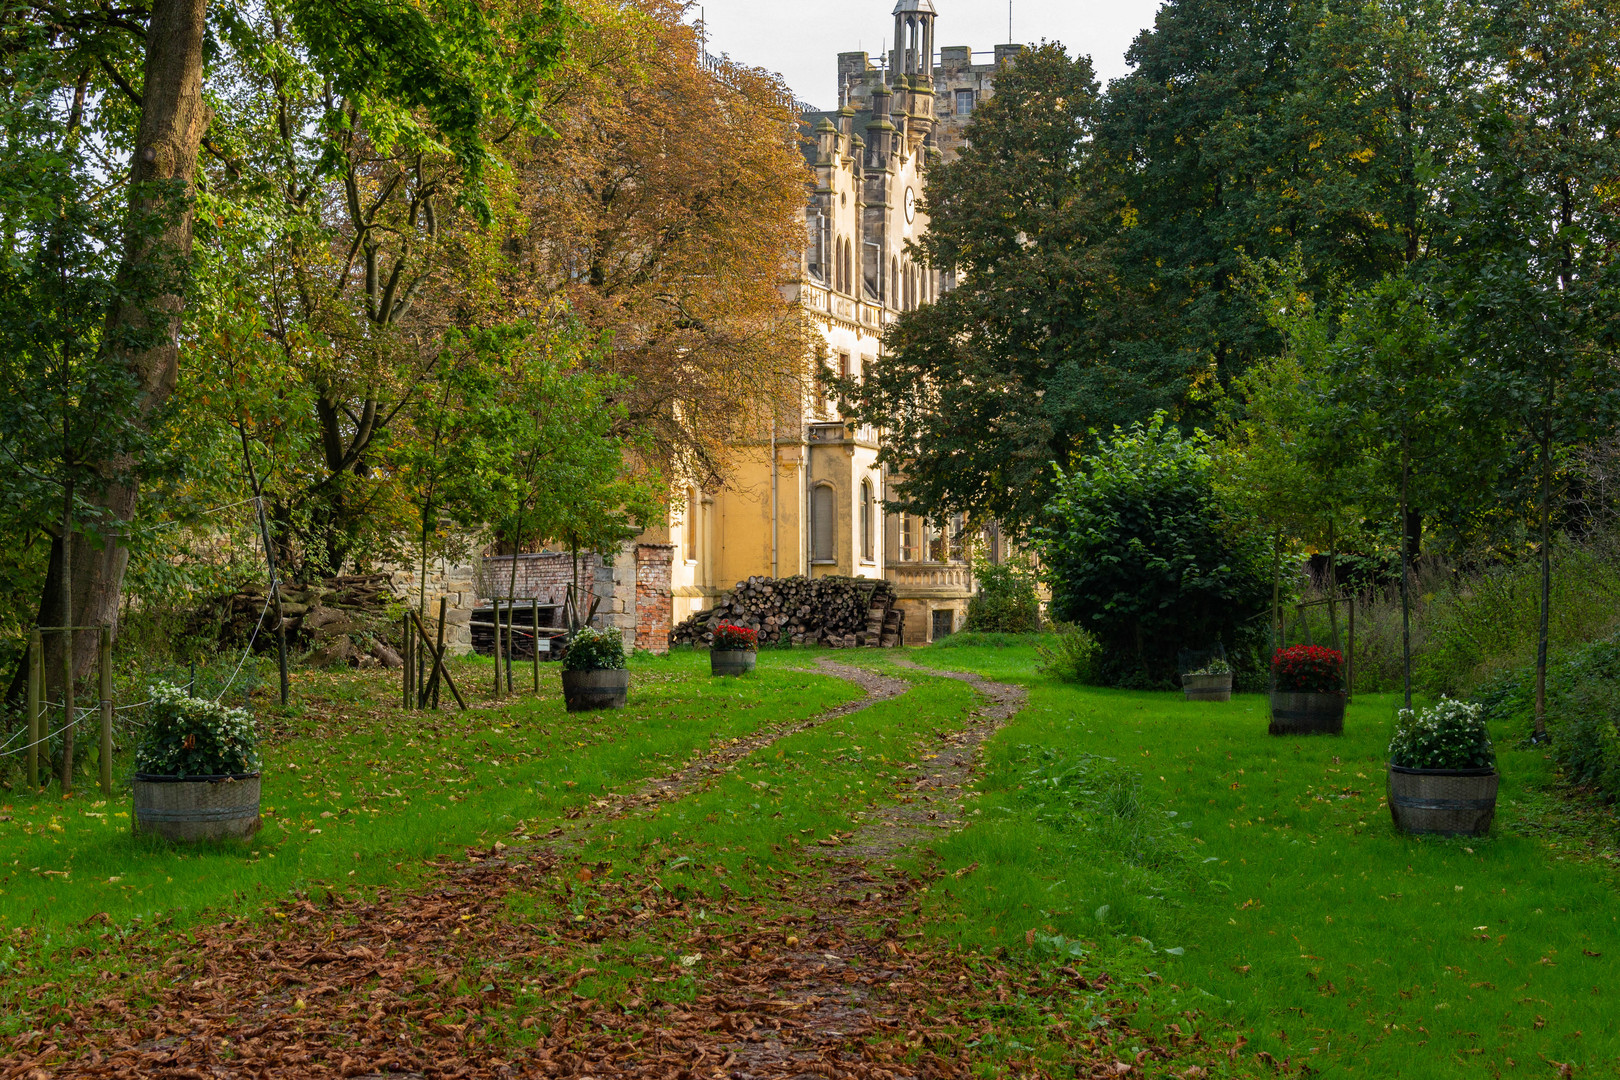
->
[507,0,814,481]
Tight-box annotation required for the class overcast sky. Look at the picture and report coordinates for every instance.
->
[690,0,1167,109]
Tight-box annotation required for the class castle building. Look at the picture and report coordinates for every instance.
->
[657,1,1020,646]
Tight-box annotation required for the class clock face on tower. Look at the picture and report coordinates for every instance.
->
[904,186,916,223]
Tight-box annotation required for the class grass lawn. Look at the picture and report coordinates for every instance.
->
[6,636,1618,1079]
[908,640,1620,1078]
[0,648,858,1028]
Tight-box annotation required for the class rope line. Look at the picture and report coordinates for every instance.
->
[0,719,82,759]
[214,583,272,703]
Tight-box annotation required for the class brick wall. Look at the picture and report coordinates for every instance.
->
[480,551,598,605]
[635,544,675,653]
[481,544,675,655]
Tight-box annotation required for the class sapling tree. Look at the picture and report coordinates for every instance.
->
[1444,0,1620,739]
[1323,274,1463,708]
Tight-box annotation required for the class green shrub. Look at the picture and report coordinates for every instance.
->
[1035,413,1271,686]
[1036,624,1103,684]
[965,557,1041,633]
[1388,698,1495,771]
[135,683,260,777]
[563,626,627,671]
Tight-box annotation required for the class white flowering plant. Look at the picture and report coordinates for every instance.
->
[135,682,261,777]
[1388,697,1495,771]
[563,626,627,671]
[1185,658,1232,677]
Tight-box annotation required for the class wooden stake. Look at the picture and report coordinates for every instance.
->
[492,597,502,699]
[505,601,513,695]
[421,597,448,709]
[531,599,540,693]
[408,610,467,710]
[99,625,113,796]
[26,629,41,791]
[403,614,414,709]
[432,597,446,710]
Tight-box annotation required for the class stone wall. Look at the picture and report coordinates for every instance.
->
[382,540,675,656]
[386,555,480,654]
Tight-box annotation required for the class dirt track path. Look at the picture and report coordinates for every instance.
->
[561,659,910,833]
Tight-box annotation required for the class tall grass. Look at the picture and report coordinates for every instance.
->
[1290,538,1620,697]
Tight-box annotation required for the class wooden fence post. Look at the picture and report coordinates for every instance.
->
[99,625,114,796]
[504,601,514,695]
[26,629,41,790]
[403,614,414,709]
[531,599,540,693]
[492,597,502,699]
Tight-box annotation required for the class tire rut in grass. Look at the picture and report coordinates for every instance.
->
[809,658,1026,866]
[554,659,910,837]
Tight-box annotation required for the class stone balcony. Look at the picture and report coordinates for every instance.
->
[887,561,974,598]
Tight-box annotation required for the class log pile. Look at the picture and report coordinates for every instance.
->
[203,573,403,668]
[672,575,904,649]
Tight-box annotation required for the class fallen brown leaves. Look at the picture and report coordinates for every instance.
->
[5,846,1201,1079]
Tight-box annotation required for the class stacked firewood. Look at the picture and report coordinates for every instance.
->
[204,573,402,668]
[672,575,903,648]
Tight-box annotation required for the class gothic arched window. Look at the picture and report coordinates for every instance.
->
[860,480,875,562]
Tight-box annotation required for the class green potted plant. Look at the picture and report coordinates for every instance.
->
[710,623,759,676]
[1181,657,1233,701]
[561,626,629,711]
[1387,698,1498,836]
[133,683,262,842]
[1269,645,1346,734]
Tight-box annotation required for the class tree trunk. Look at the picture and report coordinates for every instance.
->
[1399,444,1413,711]
[49,0,210,681]
[1271,528,1283,649]
[1534,425,1552,741]
[1326,516,1340,652]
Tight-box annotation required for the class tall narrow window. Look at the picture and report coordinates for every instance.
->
[811,485,836,563]
[839,352,851,379]
[860,481,875,562]
[684,486,699,562]
[901,515,917,562]
[890,256,899,307]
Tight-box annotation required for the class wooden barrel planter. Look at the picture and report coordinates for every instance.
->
[133,773,261,842]
[1388,766,1498,836]
[1268,692,1345,735]
[562,669,629,712]
[1182,673,1232,701]
[711,650,757,677]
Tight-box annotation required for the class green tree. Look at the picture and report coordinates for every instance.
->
[1035,413,1273,686]
[836,43,1124,530]
[482,322,665,605]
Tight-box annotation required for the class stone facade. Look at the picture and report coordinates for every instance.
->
[657,1,1016,644]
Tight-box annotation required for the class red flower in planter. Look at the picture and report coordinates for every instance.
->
[712,623,759,651]
[1272,645,1345,694]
